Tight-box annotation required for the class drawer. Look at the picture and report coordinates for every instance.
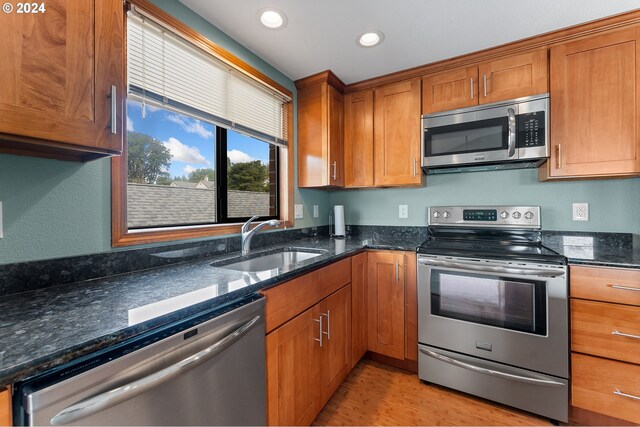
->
[571,299,640,364]
[262,258,351,333]
[572,353,640,424]
[570,265,640,306]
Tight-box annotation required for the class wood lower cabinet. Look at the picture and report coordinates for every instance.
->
[570,264,640,425]
[296,71,345,188]
[0,0,124,161]
[0,387,10,427]
[544,24,640,179]
[344,90,374,187]
[373,79,422,187]
[422,48,547,114]
[350,252,368,367]
[367,251,408,360]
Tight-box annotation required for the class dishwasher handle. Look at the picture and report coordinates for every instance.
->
[50,315,261,426]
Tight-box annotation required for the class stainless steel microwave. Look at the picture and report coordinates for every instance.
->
[421,94,549,173]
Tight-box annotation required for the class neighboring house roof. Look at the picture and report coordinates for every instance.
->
[127,183,270,228]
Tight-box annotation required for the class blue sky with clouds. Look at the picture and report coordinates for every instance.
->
[126,100,269,178]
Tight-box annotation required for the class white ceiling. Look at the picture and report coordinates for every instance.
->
[179,0,640,85]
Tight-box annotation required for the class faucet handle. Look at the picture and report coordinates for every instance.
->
[241,215,261,233]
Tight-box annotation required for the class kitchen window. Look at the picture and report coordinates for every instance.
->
[112,2,293,246]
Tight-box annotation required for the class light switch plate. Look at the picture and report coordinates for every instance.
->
[572,203,589,221]
[294,204,304,219]
[313,205,319,218]
[399,204,408,219]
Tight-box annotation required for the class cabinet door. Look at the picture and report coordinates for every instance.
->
[344,90,374,187]
[548,25,640,177]
[0,387,10,427]
[297,82,328,187]
[328,85,344,186]
[319,285,351,406]
[373,79,422,186]
[478,47,548,104]
[367,251,406,359]
[0,0,124,158]
[351,252,368,367]
[266,305,321,426]
[422,67,478,114]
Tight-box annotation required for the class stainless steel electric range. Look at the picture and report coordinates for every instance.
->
[417,206,568,423]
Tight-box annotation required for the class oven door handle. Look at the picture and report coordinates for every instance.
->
[417,258,564,277]
[420,348,565,387]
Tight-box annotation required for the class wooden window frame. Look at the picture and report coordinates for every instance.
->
[111,0,293,247]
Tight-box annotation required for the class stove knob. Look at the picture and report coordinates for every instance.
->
[443,211,450,218]
[524,211,534,220]
[512,211,522,219]
[433,211,440,218]
[500,211,509,219]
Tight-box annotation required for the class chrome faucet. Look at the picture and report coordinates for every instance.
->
[241,215,280,256]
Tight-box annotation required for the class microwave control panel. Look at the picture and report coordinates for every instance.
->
[517,111,545,147]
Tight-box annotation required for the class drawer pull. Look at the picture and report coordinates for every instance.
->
[614,389,640,401]
[611,284,640,292]
[612,330,640,340]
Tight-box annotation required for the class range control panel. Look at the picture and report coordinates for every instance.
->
[428,206,541,228]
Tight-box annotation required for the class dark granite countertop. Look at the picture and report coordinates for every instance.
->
[0,232,422,387]
[543,232,640,269]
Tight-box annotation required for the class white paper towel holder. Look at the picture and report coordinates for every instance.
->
[331,205,346,239]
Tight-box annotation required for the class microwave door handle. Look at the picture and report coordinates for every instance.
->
[507,107,516,158]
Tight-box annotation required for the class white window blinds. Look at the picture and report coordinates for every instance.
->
[127,10,290,146]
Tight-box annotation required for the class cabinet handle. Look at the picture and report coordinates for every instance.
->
[395,261,399,283]
[483,74,487,97]
[332,161,337,180]
[612,330,640,340]
[470,78,474,100]
[314,316,323,347]
[413,158,418,177]
[614,389,640,401]
[110,85,117,134]
[321,310,331,340]
[556,144,562,169]
[611,284,640,292]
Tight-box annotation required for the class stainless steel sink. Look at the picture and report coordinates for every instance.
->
[213,248,326,272]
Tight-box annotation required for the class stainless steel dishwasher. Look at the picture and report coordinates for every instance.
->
[16,295,266,426]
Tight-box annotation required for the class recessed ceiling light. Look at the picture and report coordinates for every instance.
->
[258,8,288,30]
[357,31,385,48]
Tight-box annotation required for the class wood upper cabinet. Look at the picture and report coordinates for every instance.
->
[296,71,345,188]
[319,285,351,406]
[344,90,374,187]
[266,305,321,426]
[350,252,368,368]
[373,79,422,187]
[367,251,407,359]
[545,25,640,178]
[422,48,547,114]
[0,0,124,161]
[0,387,10,427]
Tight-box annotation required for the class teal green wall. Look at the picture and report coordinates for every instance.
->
[330,169,640,233]
[0,0,328,265]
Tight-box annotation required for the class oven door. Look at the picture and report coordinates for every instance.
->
[422,104,517,167]
[417,255,568,378]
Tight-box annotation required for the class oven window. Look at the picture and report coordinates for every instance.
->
[430,270,547,335]
[425,117,507,156]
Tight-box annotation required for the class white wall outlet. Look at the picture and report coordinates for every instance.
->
[0,201,3,238]
[572,203,589,221]
[399,204,408,219]
[294,204,304,219]
[313,205,319,218]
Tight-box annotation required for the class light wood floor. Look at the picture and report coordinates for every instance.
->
[313,358,552,426]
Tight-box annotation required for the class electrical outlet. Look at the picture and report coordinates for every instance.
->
[294,204,304,219]
[399,204,408,219]
[572,203,589,221]
[313,205,319,218]
[0,201,3,239]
